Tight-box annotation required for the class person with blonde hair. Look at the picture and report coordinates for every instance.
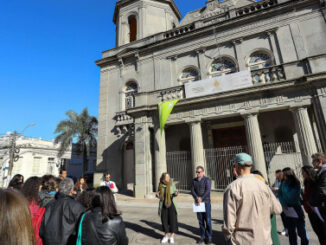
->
[0,189,35,245]
[157,172,179,244]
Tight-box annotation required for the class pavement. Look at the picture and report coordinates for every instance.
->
[116,193,319,245]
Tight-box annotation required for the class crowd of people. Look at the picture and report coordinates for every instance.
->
[1,152,326,245]
[0,171,127,245]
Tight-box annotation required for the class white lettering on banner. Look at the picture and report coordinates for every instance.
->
[184,71,253,99]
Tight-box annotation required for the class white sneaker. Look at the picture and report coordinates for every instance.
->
[281,229,288,236]
[161,237,169,243]
[170,237,174,244]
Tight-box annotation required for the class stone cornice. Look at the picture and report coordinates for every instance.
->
[97,0,319,67]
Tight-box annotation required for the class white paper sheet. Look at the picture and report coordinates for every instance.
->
[193,202,206,213]
[314,207,325,222]
[283,207,299,218]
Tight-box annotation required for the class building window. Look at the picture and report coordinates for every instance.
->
[210,58,237,77]
[128,15,137,42]
[180,68,199,83]
[32,157,41,175]
[48,157,55,174]
[124,82,138,109]
[248,52,272,71]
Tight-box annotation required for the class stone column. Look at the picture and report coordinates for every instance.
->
[241,111,268,181]
[232,39,245,71]
[312,87,326,152]
[134,116,153,198]
[188,120,205,177]
[154,126,167,189]
[170,56,177,87]
[266,30,282,64]
[196,49,207,80]
[290,105,317,165]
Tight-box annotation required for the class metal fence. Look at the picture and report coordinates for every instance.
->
[167,142,304,191]
[166,151,192,191]
[263,141,303,184]
[205,146,248,190]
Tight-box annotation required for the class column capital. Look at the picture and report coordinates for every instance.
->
[240,109,260,118]
[185,118,202,124]
[289,102,311,111]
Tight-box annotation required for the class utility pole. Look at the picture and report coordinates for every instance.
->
[7,123,35,177]
[8,131,20,177]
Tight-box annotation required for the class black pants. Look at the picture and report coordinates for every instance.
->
[161,203,178,233]
[308,212,326,245]
[281,212,288,230]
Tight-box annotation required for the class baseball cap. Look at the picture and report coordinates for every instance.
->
[233,153,253,166]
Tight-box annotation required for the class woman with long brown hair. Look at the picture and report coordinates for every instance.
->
[0,189,35,245]
[21,176,42,218]
[157,172,179,244]
[74,177,88,196]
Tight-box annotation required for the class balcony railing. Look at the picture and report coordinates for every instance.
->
[251,65,285,84]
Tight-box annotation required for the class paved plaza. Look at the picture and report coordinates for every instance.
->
[116,194,319,245]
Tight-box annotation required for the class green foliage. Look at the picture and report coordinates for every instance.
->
[54,108,98,174]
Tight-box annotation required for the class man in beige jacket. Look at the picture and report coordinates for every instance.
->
[223,153,282,245]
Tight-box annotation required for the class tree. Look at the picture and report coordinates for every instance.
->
[54,108,98,175]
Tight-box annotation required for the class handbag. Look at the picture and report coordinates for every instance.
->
[76,213,86,245]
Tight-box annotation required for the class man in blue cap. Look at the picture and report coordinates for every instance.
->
[223,153,282,245]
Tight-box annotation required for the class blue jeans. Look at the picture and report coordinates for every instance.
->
[196,203,212,240]
[286,206,309,245]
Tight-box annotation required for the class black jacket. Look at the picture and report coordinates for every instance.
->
[316,167,326,214]
[191,176,212,204]
[39,192,85,245]
[81,208,128,245]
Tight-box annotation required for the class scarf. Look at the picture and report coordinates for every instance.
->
[159,181,172,208]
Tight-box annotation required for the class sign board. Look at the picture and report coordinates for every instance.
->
[184,71,253,99]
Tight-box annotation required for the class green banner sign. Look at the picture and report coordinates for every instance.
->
[158,99,179,135]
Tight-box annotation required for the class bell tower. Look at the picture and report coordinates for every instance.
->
[113,0,181,47]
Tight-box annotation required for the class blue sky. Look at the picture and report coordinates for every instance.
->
[0,0,238,140]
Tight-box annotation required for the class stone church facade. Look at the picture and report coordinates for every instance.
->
[95,0,326,198]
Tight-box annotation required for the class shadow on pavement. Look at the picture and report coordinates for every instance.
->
[141,220,199,241]
[140,219,226,244]
[212,219,224,224]
[124,221,162,239]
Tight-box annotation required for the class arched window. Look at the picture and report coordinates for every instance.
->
[248,52,272,71]
[128,15,137,42]
[124,82,138,109]
[210,58,237,77]
[179,68,199,83]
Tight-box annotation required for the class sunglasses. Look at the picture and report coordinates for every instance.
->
[196,171,202,174]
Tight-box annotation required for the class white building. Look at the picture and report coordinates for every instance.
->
[0,136,96,187]
[95,0,326,197]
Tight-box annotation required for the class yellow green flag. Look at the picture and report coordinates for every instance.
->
[158,99,179,135]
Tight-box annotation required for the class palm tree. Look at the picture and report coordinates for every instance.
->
[54,108,98,175]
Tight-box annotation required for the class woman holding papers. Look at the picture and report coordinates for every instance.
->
[157,173,179,244]
[278,168,309,245]
[302,166,326,244]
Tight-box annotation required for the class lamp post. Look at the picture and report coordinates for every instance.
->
[8,123,36,177]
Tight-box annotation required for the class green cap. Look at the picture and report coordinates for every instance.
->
[233,153,253,166]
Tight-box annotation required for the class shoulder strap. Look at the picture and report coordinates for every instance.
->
[76,213,86,245]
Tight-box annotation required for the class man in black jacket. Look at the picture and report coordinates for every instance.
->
[40,178,85,245]
[191,166,212,244]
[312,153,326,234]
